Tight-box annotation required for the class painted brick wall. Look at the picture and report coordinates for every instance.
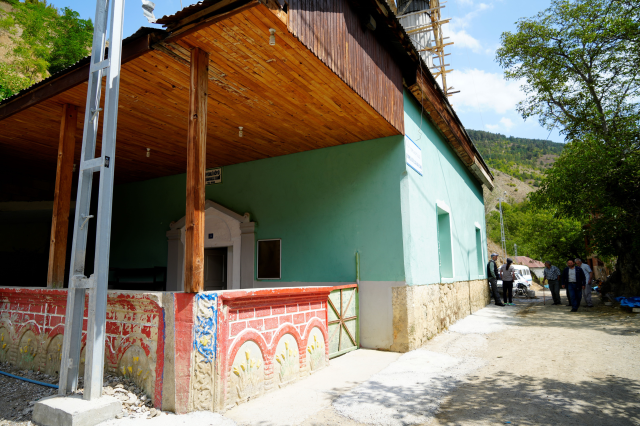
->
[0,287,165,407]
[226,301,327,347]
[186,288,333,411]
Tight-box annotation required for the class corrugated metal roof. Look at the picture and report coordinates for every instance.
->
[0,27,161,107]
[155,0,221,26]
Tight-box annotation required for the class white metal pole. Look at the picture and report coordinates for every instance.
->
[83,0,125,401]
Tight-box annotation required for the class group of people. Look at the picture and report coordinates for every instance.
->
[486,253,595,311]
[541,258,594,311]
[486,254,519,306]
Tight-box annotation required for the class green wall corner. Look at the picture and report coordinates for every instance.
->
[400,90,487,285]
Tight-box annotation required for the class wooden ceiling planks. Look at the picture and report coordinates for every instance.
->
[0,5,400,188]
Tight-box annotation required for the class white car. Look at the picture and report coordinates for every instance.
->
[497,269,532,295]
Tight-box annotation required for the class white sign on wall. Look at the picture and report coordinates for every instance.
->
[205,167,222,185]
[405,136,423,176]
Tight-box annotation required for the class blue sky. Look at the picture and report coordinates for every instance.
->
[56,0,563,143]
[443,0,563,142]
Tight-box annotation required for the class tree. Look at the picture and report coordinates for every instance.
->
[497,0,640,295]
[48,7,93,74]
[0,0,93,100]
[2,0,59,81]
[496,0,640,141]
[0,63,31,101]
[486,201,585,269]
[531,131,640,295]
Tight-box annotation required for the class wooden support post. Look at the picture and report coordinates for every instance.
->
[184,47,209,293]
[47,104,78,288]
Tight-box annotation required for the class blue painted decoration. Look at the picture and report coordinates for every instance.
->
[193,293,218,363]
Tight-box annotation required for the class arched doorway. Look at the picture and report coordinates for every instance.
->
[165,200,255,291]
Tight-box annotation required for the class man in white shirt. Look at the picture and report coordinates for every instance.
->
[576,258,594,307]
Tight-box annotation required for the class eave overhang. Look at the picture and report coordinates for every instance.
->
[342,0,494,189]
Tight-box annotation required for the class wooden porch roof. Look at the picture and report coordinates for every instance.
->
[0,4,401,187]
[0,0,493,196]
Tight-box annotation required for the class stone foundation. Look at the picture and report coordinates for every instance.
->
[390,279,490,352]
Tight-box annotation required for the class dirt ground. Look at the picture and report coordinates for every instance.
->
[428,296,640,426]
[308,292,640,426]
[1,292,639,426]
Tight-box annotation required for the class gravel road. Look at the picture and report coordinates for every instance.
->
[331,293,640,426]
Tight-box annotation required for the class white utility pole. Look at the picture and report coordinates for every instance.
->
[498,191,507,260]
[58,0,125,400]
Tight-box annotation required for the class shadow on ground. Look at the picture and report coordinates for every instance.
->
[435,373,640,426]
[485,295,640,337]
[319,374,640,426]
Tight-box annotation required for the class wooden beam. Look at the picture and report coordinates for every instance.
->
[408,70,474,166]
[184,47,209,294]
[47,104,78,288]
[418,42,454,52]
[164,0,240,30]
[165,1,259,42]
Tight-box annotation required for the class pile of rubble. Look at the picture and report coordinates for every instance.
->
[99,374,165,419]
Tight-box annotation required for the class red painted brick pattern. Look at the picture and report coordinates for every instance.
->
[0,288,165,408]
[285,304,298,313]
[239,308,254,319]
[293,313,305,324]
[230,321,247,336]
[264,317,279,330]
[255,307,271,317]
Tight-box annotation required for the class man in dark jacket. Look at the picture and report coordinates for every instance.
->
[487,253,505,306]
[561,259,586,312]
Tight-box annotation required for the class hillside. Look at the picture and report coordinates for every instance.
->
[0,0,93,100]
[468,129,565,186]
[483,168,535,215]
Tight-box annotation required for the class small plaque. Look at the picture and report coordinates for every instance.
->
[205,167,222,185]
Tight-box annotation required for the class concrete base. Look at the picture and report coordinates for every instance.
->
[33,394,122,426]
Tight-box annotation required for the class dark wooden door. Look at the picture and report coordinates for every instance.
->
[203,248,226,291]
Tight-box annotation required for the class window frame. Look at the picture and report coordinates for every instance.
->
[256,238,282,280]
[436,200,454,281]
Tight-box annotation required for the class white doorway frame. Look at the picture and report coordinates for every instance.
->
[166,200,255,291]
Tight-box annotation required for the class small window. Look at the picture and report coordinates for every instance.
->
[475,228,483,276]
[257,239,281,279]
[437,209,453,279]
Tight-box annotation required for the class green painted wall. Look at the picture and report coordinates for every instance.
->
[110,135,406,283]
[400,90,487,285]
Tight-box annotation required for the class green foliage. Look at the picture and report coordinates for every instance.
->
[530,131,640,260]
[0,63,30,101]
[0,0,93,99]
[496,0,640,292]
[487,201,585,268]
[48,7,93,74]
[496,0,640,141]
[468,129,564,181]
